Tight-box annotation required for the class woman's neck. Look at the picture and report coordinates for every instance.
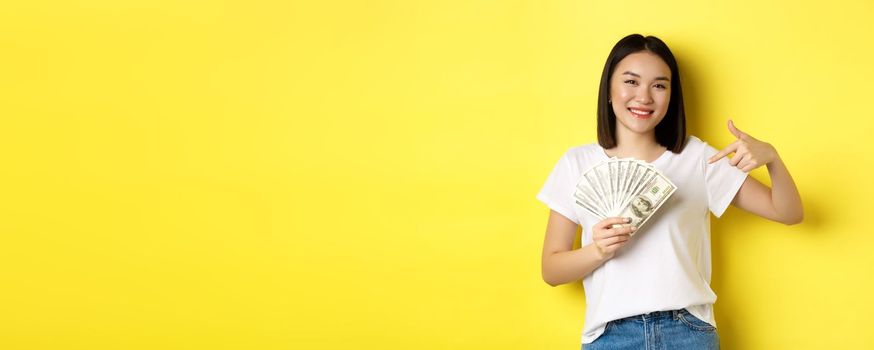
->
[605,128,666,162]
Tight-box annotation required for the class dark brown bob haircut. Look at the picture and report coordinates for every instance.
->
[597,34,686,153]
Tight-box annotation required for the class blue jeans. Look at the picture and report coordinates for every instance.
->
[582,309,720,350]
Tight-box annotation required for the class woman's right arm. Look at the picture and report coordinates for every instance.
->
[541,211,635,286]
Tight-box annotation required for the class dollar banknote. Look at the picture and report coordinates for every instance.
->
[573,157,677,235]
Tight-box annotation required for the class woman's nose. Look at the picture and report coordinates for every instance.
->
[635,88,653,104]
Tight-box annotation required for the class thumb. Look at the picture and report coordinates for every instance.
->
[727,119,746,139]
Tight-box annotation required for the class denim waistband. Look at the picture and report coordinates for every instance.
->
[616,308,685,322]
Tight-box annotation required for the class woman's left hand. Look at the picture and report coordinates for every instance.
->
[707,120,778,172]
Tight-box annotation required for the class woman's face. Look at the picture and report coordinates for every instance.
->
[609,51,672,136]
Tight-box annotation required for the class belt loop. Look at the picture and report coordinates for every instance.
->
[672,309,679,320]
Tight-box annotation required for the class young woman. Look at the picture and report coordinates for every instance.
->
[536,34,803,350]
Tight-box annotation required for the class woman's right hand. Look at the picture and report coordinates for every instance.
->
[592,217,637,260]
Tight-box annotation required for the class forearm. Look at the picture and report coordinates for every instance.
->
[767,155,804,224]
[543,243,607,286]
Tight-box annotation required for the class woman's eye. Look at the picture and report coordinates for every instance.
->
[654,84,666,89]
[624,80,637,85]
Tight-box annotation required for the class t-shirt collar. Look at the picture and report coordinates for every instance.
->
[596,145,673,166]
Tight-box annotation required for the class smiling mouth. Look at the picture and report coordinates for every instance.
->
[628,108,654,119]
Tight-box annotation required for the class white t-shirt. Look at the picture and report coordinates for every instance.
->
[536,135,748,345]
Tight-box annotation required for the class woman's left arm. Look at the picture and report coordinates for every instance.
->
[708,120,804,225]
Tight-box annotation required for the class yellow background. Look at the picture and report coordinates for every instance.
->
[0,1,871,349]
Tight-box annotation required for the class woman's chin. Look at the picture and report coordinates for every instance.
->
[618,117,663,134]
[619,123,658,135]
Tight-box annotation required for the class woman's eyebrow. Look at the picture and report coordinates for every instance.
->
[622,71,670,81]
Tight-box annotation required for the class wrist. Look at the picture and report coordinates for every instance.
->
[590,242,608,262]
[767,144,780,164]
[767,149,783,168]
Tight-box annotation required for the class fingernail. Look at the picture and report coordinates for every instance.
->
[631,226,638,231]
[626,217,632,223]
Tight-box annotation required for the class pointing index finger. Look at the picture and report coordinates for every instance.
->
[708,142,739,164]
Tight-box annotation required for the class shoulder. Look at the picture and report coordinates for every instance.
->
[564,142,601,158]
[682,135,706,152]
[679,135,719,158]
[561,142,602,166]
[548,142,602,174]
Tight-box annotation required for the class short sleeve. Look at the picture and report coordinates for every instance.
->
[703,144,749,218]
[536,151,580,225]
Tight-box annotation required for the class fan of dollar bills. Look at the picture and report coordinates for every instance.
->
[573,157,677,235]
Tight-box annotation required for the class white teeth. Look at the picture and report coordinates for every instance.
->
[629,109,653,115]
